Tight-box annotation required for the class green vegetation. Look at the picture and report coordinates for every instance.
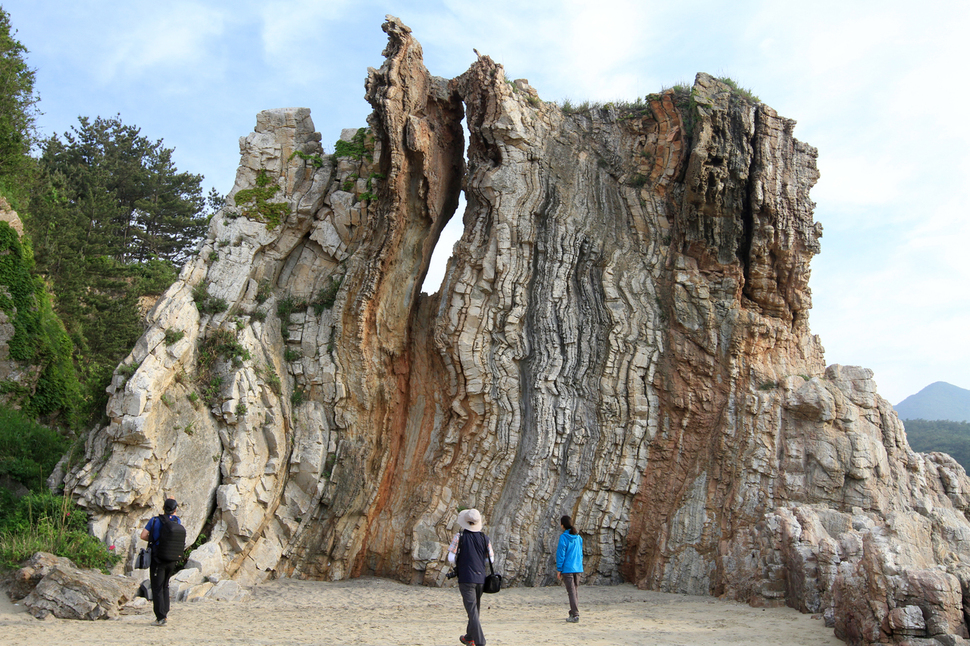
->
[356,172,384,203]
[0,405,118,571]
[717,76,760,104]
[333,128,373,161]
[311,276,342,314]
[288,149,326,169]
[255,363,281,395]
[0,8,39,205]
[22,112,216,421]
[192,282,229,315]
[233,169,288,230]
[904,419,970,472]
[164,328,185,345]
[197,328,250,406]
[255,282,271,304]
[560,99,594,115]
[0,491,121,571]
[0,222,81,424]
[276,293,308,339]
[0,405,69,492]
[31,115,211,264]
[628,174,648,188]
[198,328,251,370]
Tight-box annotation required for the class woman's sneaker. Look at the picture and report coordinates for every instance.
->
[459,635,475,645]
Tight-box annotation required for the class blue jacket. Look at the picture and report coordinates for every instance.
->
[556,530,583,573]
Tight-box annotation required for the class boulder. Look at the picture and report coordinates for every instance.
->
[185,581,214,601]
[23,563,139,620]
[185,541,224,579]
[9,552,76,600]
[204,579,250,602]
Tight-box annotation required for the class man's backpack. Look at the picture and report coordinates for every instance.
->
[155,514,186,563]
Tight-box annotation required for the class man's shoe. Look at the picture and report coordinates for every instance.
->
[459,635,475,645]
[152,618,167,626]
[567,616,579,623]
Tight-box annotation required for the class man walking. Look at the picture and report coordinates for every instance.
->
[140,498,183,626]
[447,508,495,646]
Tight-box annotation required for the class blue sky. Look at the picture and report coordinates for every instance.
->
[4,0,968,405]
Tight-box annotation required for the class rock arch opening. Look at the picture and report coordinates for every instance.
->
[420,118,470,296]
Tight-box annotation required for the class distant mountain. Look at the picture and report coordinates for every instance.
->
[895,382,970,422]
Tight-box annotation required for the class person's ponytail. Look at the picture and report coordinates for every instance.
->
[561,515,578,535]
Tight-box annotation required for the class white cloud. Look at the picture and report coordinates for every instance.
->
[94,3,229,82]
[257,0,355,59]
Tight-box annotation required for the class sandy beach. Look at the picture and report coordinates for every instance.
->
[0,576,842,646]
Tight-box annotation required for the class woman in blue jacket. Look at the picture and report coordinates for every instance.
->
[556,515,583,623]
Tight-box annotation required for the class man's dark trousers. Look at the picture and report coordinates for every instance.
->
[150,559,178,620]
[459,582,485,645]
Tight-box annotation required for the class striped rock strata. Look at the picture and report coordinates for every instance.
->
[62,17,970,645]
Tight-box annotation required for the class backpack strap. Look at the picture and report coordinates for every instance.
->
[147,515,162,546]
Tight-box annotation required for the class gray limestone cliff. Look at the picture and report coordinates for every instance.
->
[60,17,970,645]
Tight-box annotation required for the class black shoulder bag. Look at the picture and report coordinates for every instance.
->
[483,537,502,594]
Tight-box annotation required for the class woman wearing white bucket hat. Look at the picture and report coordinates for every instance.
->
[447,508,495,646]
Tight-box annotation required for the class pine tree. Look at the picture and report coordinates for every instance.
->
[0,7,39,202]
[27,115,211,418]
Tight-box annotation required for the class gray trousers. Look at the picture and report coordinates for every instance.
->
[562,572,580,617]
[459,582,486,645]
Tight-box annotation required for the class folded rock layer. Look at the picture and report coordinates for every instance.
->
[63,17,970,645]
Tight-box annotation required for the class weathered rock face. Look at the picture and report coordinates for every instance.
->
[23,560,139,620]
[61,17,970,644]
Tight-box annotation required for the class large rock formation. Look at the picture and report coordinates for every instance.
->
[61,17,970,645]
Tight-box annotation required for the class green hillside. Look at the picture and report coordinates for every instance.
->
[903,418,970,472]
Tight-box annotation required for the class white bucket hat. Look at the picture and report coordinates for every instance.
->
[457,508,483,532]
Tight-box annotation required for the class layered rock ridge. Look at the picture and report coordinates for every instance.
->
[62,16,970,645]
